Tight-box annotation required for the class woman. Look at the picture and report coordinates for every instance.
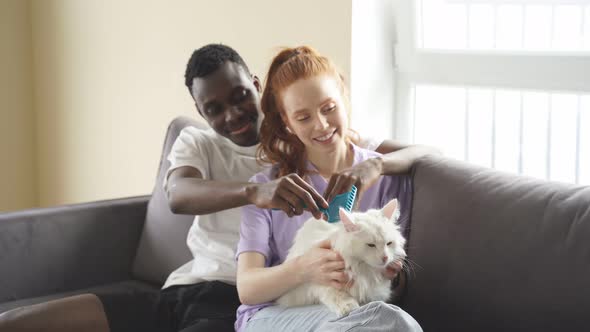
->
[236,46,424,332]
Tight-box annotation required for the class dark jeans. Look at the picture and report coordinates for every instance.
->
[95,281,240,332]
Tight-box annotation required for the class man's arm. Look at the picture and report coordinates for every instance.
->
[374,139,442,175]
[166,166,327,217]
[324,139,441,202]
[166,166,252,215]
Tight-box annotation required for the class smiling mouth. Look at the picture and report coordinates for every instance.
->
[313,129,336,142]
[229,123,252,135]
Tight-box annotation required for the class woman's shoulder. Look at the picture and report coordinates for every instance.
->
[351,143,382,162]
[249,164,281,183]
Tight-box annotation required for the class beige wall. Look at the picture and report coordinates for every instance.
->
[0,0,38,211]
[2,0,351,209]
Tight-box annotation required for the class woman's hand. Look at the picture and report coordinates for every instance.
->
[246,174,328,219]
[324,157,384,204]
[384,260,407,304]
[383,260,403,280]
[295,239,352,289]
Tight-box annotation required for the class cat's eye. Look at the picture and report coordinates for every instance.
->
[367,244,376,248]
[322,105,336,113]
[387,242,393,246]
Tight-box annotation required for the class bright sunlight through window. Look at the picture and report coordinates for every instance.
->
[416,0,590,52]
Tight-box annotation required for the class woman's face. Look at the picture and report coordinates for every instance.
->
[280,74,349,155]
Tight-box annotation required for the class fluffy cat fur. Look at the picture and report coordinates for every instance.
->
[276,199,406,316]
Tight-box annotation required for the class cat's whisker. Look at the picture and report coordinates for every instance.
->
[401,258,415,270]
[405,258,422,270]
[399,258,421,279]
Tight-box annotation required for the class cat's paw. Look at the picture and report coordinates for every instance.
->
[333,298,360,316]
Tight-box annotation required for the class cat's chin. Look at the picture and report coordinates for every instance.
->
[365,261,391,269]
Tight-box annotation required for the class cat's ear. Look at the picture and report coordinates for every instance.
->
[339,208,359,232]
[381,199,399,221]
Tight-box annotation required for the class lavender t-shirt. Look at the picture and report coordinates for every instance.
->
[234,145,413,332]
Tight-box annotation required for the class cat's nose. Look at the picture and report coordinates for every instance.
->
[382,256,388,263]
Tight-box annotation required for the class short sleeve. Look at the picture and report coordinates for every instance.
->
[163,127,210,191]
[236,172,274,266]
[357,134,384,151]
[237,204,272,265]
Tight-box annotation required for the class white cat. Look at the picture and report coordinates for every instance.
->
[276,199,407,316]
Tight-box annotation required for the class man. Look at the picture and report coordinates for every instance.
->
[0,44,438,332]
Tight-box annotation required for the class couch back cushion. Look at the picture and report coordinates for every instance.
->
[132,116,207,284]
[402,155,590,331]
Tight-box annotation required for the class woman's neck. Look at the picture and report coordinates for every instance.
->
[307,141,353,179]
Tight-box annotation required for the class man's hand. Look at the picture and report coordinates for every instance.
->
[324,157,384,204]
[246,174,328,219]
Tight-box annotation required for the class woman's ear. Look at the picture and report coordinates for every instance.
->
[280,113,294,134]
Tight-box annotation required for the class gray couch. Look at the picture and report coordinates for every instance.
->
[1,116,589,331]
[0,116,203,313]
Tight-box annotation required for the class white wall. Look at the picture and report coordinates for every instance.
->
[25,0,352,207]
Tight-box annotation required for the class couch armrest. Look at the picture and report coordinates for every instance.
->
[0,195,150,303]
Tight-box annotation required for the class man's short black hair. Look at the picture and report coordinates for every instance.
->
[184,44,251,92]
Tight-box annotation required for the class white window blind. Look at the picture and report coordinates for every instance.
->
[392,0,590,185]
[413,85,590,184]
[417,0,590,52]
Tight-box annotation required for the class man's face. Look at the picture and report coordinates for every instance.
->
[191,61,261,146]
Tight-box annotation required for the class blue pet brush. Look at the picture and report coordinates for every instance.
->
[320,185,357,223]
[273,185,357,223]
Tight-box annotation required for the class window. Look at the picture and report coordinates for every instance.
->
[392,0,590,185]
[417,0,590,52]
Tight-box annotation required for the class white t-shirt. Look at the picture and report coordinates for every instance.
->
[162,126,382,288]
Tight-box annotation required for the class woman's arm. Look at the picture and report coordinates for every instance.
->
[236,252,302,305]
[236,239,349,305]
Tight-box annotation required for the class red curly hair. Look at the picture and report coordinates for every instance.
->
[258,46,358,178]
